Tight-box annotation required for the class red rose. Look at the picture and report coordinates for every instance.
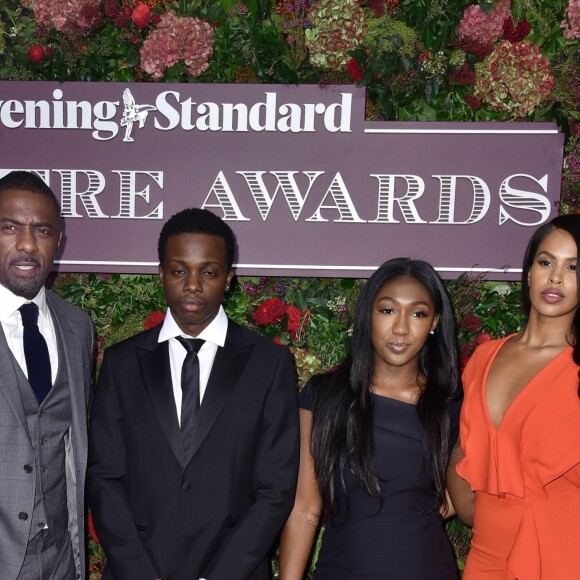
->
[346,58,364,83]
[151,13,161,24]
[475,332,491,345]
[131,3,151,29]
[144,310,165,329]
[286,305,310,332]
[28,44,44,64]
[273,337,282,344]
[87,512,100,544]
[252,298,287,326]
[502,17,531,43]
[121,5,132,17]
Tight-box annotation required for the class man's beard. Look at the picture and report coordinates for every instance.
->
[0,257,48,299]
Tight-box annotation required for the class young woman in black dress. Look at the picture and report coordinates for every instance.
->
[279,258,461,579]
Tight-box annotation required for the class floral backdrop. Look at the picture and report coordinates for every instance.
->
[1,0,577,576]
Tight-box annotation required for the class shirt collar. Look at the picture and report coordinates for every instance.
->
[0,283,48,323]
[158,305,228,348]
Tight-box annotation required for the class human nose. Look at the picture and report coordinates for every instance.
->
[549,266,563,284]
[392,313,409,335]
[15,227,38,254]
[184,271,202,292]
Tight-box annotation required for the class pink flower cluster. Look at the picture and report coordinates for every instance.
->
[561,0,580,39]
[474,39,554,118]
[458,0,511,44]
[32,0,100,34]
[139,11,213,79]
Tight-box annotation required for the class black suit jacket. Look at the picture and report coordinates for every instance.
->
[87,320,299,580]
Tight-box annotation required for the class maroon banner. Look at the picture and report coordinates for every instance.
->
[0,82,564,278]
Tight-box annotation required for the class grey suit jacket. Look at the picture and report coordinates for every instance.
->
[0,290,93,580]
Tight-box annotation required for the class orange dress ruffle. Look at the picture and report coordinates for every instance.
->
[457,335,580,580]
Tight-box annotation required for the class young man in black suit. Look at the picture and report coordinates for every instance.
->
[87,208,299,580]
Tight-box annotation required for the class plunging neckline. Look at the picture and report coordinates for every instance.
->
[482,334,572,432]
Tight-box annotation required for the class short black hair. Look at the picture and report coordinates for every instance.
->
[158,208,236,269]
[0,171,60,216]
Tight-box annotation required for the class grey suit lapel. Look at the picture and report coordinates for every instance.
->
[137,338,187,467]
[0,325,30,440]
[187,322,254,463]
[47,295,87,428]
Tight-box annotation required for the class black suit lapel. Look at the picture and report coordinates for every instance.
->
[187,323,254,463]
[137,339,187,468]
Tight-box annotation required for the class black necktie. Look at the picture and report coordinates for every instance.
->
[19,303,52,405]
[175,337,205,451]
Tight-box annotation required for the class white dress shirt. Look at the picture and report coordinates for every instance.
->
[0,283,59,382]
[158,305,228,427]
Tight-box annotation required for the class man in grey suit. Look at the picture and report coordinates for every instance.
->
[0,171,93,580]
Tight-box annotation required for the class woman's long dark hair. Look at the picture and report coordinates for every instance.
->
[521,214,580,395]
[310,258,460,524]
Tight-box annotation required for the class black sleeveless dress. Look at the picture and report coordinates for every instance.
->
[299,380,460,579]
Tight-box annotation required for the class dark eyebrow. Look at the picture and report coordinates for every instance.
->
[0,218,55,229]
[376,295,432,307]
[538,250,577,261]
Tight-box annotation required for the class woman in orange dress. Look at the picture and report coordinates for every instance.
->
[448,214,580,579]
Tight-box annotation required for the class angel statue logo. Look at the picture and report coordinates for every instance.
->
[120,88,157,142]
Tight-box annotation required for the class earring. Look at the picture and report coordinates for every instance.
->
[430,329,435,335]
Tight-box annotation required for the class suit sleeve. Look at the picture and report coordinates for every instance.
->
[202,347,300,579]
[86,349,160,579]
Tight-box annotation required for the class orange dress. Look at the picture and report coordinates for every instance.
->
[457,335,580,579]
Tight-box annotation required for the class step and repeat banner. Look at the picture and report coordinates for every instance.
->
[0,82,565,278]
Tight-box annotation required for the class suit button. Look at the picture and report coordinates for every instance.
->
[182,481,191,491]
[23,465,33,473]
[18,512,28,521]
[40,437,47,445]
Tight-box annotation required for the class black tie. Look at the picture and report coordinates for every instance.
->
[19,303,52,405]
[175,337,205,451]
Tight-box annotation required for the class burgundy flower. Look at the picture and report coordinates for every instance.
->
[448,62,476,86]
[459,312,482,333]
[502,17,531,43]
[78,1,101,29]
[113,13,129,27]
[456,38,494,61]
[251,298,287,326]
[464,93,482,110]
[103,0,120,18]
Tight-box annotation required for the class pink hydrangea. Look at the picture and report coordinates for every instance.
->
[561,0,580,39]
[459,0,511,44]
[474,39,554,118]
[139,11,213,79]
[31,0,100,34]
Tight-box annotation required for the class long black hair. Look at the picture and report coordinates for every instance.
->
[521,214,580,395]
[310,258,460,524]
